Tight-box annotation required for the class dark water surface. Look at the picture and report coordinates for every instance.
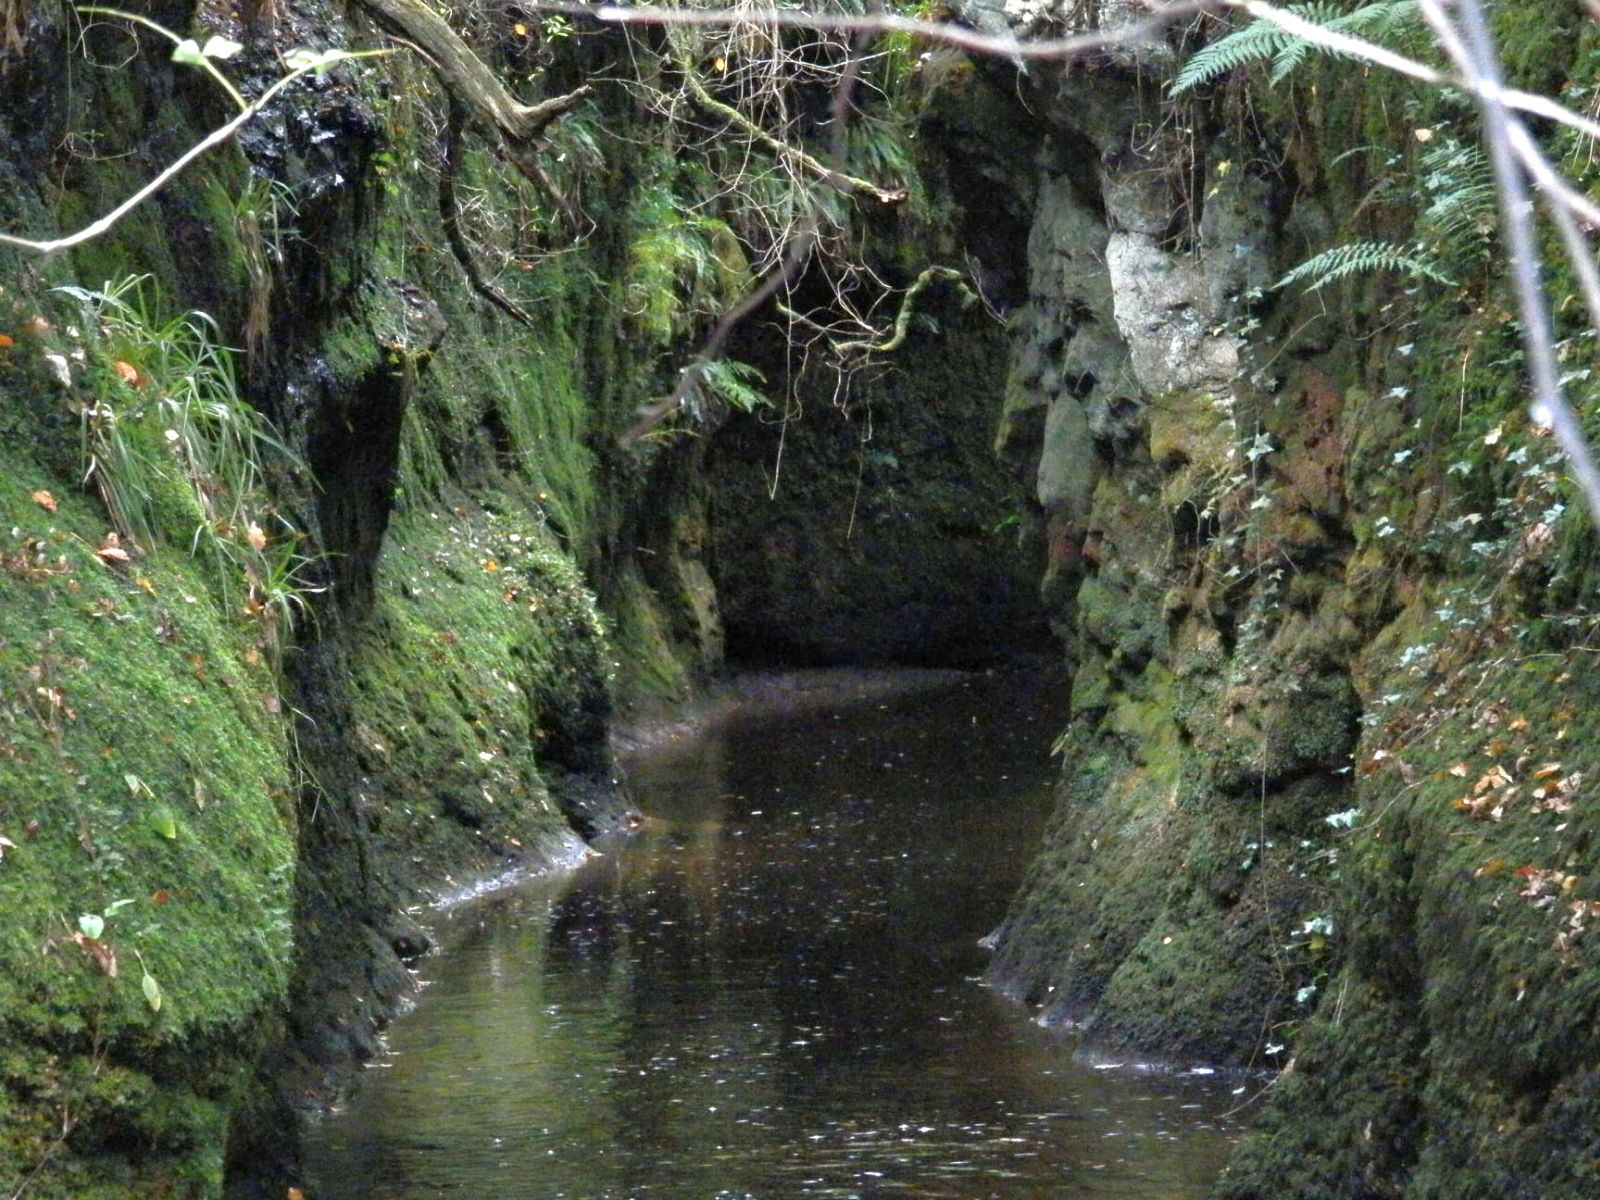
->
[304,673,1240,1199]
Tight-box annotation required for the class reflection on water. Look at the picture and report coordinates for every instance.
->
[304,673,1240,1199]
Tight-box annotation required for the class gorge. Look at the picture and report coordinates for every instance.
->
[2,0,1600,1197]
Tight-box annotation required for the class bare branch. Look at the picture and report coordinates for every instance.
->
[355,0,589,146]
[531,0,1211,62]
[832,265,969,354]
[1433,0,1600,528]
[676,56,906,205]
[0,50,387,255]
[438,97,538,328]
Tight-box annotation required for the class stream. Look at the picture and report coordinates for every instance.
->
[303,671,1240,1198]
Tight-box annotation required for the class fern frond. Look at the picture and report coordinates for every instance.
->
[1172,10,1312,95]
[1275,240,1454,292]
[1172,0,1419,95]
[1418,138,1496,248]
[699,358,770,413]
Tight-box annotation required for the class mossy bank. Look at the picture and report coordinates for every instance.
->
[0,0,1046,1193]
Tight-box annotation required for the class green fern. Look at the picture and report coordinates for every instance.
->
[1275,240,1454,292]
[1171,0,1419,95]
[698,358,769,413]
[1418,137,1497,251]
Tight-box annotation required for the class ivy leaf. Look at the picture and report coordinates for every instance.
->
[172,35,243,66]
[141,970,163,1012]
[78,913,105,940]
[201,34,243,59]
[284,47,355,73]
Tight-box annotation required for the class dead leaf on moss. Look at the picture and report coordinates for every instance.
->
[94,533,131,564]
[70,932,117,976]
[30,490,55,513]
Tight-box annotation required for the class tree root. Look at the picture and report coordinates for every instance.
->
[354,0,589,184]
[438,98,537,328]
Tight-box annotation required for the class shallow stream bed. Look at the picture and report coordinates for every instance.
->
[303,672,1240,1198]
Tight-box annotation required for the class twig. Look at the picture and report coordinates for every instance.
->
[438,97,538,328]
[833,265,968,354]
[534,0,1210,63]
[1420,0,1600,528]
[676,56,906,204]
[0,50,385,254]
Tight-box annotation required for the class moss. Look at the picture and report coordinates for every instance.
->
[344,496,610,868]
[0,412,293,1195]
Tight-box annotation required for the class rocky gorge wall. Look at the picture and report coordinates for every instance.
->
[5,0,1600,1194]
[966,2,1600,1195]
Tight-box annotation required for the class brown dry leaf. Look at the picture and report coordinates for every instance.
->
[20,315,51,336]
[1473,765,1513,795]
[1449,762,1469,778]
[30,490,55,513]
[95,533,131,564]
[71,932,118,976]
[1508,716,1530,732]
[111,360,141,386]
[0,333,13,349]
[1534,762,1563,780]
[245,522,267,551]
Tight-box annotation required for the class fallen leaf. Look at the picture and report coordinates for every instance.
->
[31,489,56,513]
[246,522,266,551]
[513,20,527,33]
[1508,716,1530,732]
[20,315,50,336]
[0,333,13,349]
[0,834,15,860]
[141,970,162,1012]
[95,533,131,564]
[1449,762,1469,777]
[70,932,117,976]
[151,889,170,904]
[111,360,141,386]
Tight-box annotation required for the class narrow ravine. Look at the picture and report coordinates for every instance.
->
[302,673,1240,1198]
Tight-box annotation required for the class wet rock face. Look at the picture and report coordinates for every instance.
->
[979,19,1364,1064]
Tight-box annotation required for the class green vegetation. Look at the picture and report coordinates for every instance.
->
[0,304,294,1197]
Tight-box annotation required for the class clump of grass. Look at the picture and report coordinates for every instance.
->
[55,274,318,664]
